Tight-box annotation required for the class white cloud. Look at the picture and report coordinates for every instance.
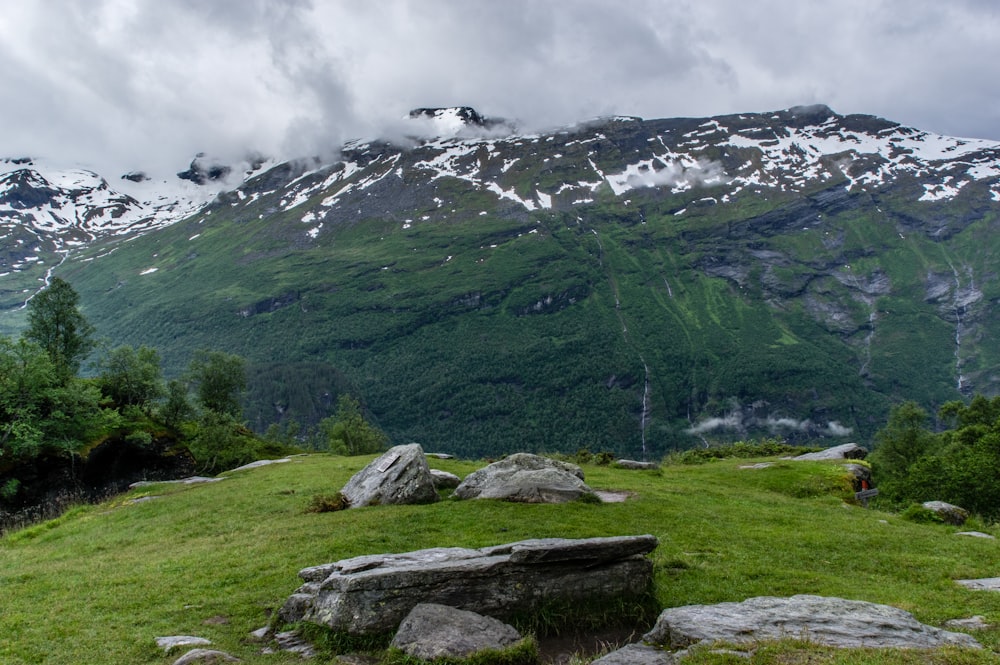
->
[2,1,999,177]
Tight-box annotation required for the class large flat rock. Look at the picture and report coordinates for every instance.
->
[644,595,981,650]
[280,535,658,635]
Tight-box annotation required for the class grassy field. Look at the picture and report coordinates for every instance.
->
[3,453,1000,664]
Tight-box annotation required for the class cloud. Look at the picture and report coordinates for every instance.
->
[687,410,854,438]
[2,1,1000,177]
[685,413,743,435]
[625,158,730,190]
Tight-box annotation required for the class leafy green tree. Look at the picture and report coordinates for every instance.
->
[0,337,56,458]
[186,410,261,474]
[318,394,388,455]
[188,350,246,418]
[24,278,95,382]
[868,401,936,500]
[160,379,194,429]
[96,345,164,410]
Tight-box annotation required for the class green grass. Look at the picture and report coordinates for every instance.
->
[3,454,1000,664]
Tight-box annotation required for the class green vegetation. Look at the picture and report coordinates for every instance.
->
[0,280,385,515]
[2,453,1000,664]
[47,123,1000,460]
[870,396,1000,520]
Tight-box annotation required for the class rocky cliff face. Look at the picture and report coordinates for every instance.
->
[6,106,1000,456]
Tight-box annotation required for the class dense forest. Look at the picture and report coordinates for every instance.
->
[0,278,386,528]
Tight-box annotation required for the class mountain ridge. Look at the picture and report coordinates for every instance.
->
[5,105,1000,457]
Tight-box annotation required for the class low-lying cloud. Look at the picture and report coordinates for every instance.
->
[685,410,853,438]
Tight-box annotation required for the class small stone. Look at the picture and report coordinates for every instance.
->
[248,626,270,641]
[957,577,1000,591]
[956,531,995,539]
[157,636,211,653]
[615,459,659,470]
[172,648,241,665]
[590,643,678,664]
[945,616,991,630]
[430,468,461,489]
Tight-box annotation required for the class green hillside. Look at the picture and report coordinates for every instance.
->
[2,453,999,664]
[32,111,1000,459]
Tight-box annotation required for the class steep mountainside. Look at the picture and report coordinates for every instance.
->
[5,105,1000,458]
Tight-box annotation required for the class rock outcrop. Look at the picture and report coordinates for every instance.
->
[453,453,594,503]
[791,443,867,461]
[643,595,981,649]
[279,534,658,636]
[339,444,439,508]
[389,603,524,660]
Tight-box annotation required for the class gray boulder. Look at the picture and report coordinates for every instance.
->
[430,468,461,489]
[644,595,981,649]
[340,444,439,508]
[280,534,658,636]
[922,501,969,525]
[791,443,867,461]
[390,603,523,660]
[453,453,593,503]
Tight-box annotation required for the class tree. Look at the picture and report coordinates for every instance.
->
[188,350,247,418]
[24,278,95,382]
[318,394,388,455]
[160,379,194,429]
[868,401,935,499]
[0,337,56,458]
[96,345,164,410]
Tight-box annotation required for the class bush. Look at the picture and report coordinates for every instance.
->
[900,503,945,524]
[186,411,262,474]
[306,492,350,513]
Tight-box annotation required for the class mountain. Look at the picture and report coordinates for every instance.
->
[0,154,274,321]
[4,105,1000,458]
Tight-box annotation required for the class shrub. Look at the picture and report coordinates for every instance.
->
[306,492,350,513]
[900,504,944,524]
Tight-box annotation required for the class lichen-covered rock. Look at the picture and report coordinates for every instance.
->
[390,603,523,660]
[340,443,438,508]
[453,453,593,503]
[644,595,981,649]
[280,535,658,636]
[922,501,969,525]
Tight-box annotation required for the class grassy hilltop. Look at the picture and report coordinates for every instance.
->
[3,452,1000,664]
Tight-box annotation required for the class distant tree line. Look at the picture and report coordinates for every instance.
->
[0,278,387,507]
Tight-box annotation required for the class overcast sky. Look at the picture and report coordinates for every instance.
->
[2,0,999,178]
